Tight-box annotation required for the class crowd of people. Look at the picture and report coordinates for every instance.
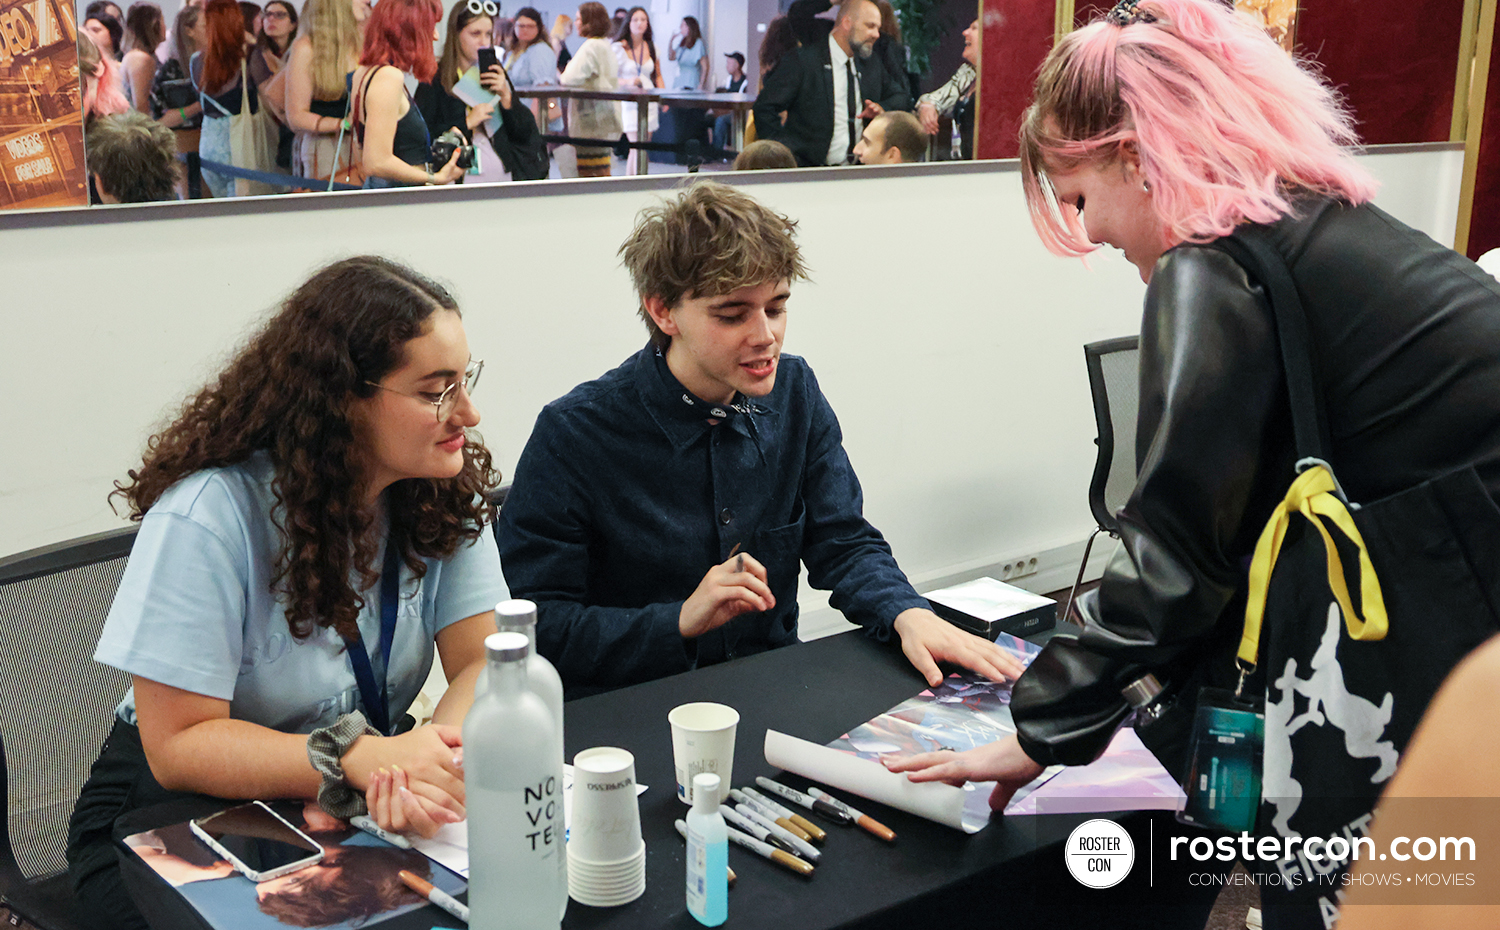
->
[75,0,979,201]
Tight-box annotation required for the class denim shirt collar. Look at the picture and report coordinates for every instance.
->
[634,345,777,450]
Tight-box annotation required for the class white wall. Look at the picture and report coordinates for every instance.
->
[0,147,1464,604]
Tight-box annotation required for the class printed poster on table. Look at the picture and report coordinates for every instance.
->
[125,800,468,929]
[0,0,87,209]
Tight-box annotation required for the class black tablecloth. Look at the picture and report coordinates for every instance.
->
[117,631,1217,930]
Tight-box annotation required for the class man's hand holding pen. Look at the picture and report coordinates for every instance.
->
[679,549,776,638]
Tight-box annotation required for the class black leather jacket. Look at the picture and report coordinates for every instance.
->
[1012,198,1500,769]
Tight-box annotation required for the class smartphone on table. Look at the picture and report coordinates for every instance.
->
[190,801,324,882]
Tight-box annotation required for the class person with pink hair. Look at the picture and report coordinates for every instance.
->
[891,0,1500,925]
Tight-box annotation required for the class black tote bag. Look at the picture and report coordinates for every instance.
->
[1213,229,1500,929]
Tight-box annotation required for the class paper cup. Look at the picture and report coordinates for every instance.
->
[667,702,738,804]
[568,747,643,862]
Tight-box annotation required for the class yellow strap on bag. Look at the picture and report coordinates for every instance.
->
[1238,464,1389,675]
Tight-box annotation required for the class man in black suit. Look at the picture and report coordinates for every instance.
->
[752,0,912,167]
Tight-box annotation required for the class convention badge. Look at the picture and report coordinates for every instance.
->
[1176,687,1264,834]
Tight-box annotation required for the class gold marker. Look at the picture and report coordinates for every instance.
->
[731,788,820,844]
[399,869,469,924]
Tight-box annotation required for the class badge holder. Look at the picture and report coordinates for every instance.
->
[1175,609,1267,834]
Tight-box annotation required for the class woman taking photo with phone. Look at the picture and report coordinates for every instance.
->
[415,0,521,184]
[284,0,369,185]
[352,0,464,186]
[67,256,508,930]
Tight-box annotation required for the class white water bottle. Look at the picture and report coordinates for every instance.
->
[464,632,565,930]
[492,599,568,918]
[685,773,728,926]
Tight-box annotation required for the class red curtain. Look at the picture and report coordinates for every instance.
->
[975,0,1059,159]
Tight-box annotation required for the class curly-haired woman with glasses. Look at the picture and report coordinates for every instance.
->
[67,257,508,930]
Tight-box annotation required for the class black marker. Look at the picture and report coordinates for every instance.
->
[754,777,853,825]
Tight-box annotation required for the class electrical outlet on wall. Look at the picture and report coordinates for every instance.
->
[999,555,1040,581]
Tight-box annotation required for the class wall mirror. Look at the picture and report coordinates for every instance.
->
[0,0,1486,213]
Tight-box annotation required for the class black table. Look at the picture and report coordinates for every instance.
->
[119,631,1209,930]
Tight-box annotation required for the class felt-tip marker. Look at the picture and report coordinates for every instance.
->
[731,788,818,843]
[808,787,897,842]
[720,805,800,857]
[398,869,469,924]
[736,787,826,843]
[350,814,412,849]
[754,777,853,825]
[728,804,821,862]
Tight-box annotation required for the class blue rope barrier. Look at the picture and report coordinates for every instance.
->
[187,155,363,192]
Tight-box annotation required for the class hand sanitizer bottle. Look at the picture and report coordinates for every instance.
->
[685,773,727,926]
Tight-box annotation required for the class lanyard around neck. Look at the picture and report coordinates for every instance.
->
[345,536,401,736]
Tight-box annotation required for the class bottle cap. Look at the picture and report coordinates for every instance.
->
[692,773,721,812]
[1121,673,1163,709]
[495,599,538,627]
[485,631,530,662]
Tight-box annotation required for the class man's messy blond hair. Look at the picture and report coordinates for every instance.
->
[618,180,809,348]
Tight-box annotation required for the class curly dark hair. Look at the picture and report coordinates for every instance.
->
[111,256,500,641]
[257,845,430,926]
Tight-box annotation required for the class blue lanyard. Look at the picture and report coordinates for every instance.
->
[346,536,401,736]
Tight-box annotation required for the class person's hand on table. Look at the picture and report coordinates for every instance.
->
[917,101,939,135]
[892,607,1027,686]
[679,552,775,639]
[884,733,1046,812]
[341,724,465,837]
[365,764,460,838]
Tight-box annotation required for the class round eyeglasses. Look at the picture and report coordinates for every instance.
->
[467,0,499,16]
[366,359,484,423]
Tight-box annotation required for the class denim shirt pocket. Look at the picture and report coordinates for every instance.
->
[754,509,805,638]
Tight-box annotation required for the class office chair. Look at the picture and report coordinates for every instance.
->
[1059,336,1140,625]
[0,528,137,930]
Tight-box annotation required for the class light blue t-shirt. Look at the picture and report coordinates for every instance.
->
[674,40,704,89]
[95,453,508,734]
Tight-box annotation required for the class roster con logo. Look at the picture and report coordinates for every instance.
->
[1065,819,1135,889]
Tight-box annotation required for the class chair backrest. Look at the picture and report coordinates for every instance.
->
[1084,336,1141,535]
[0,528,136,883]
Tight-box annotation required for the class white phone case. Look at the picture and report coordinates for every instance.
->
[189,801,325,882]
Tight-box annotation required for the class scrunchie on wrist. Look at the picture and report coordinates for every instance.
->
[306,711,379,820]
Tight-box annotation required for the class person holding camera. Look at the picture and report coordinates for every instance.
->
[415,0,525,184]
[351,0,464,187]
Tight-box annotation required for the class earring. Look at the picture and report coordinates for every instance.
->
[1142,178,1151,193]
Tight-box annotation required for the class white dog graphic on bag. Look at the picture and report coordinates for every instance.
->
[1264,601,1398,837]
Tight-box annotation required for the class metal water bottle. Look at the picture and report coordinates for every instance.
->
[463,632,565,930]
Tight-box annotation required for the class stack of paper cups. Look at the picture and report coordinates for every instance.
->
[567,747,645,907]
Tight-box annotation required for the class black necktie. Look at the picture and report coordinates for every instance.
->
[846,59,859,162]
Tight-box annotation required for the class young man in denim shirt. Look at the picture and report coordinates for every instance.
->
[497,181,1022,698]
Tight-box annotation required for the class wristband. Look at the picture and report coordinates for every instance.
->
[424,168,435,185]
[178,107,187,122]
[307,711,379,819]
